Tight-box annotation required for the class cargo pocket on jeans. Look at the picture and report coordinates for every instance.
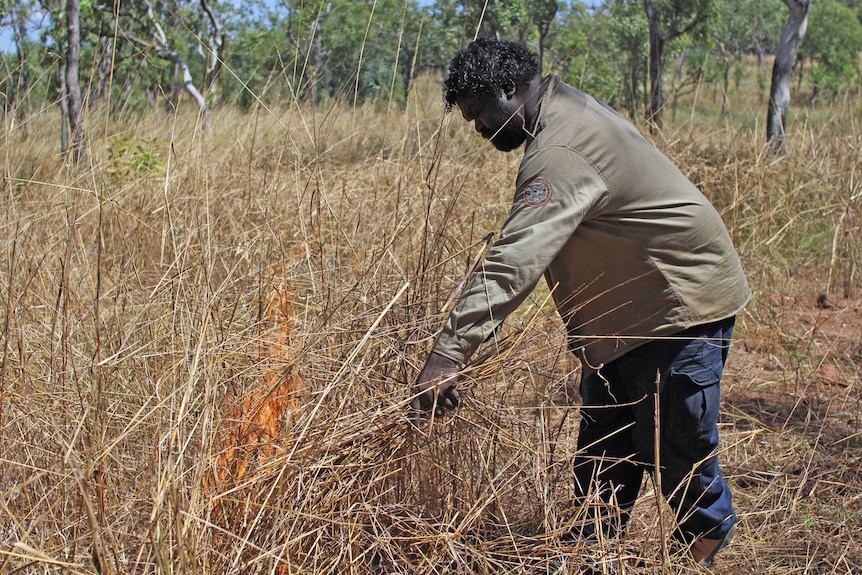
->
[664,367,721,440]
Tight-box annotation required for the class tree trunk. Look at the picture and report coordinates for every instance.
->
[65,0,88,165]
[311,16,323,104]
[643,55,649,113]
[144,86,158,111]
[624,41,643,120]
[132,0,211,125]
[644,0,664,129]
[168,62,180,111]
[160,51,210,125]
[117,80,134,111]
[7,6,30,137]
[537,35,545,76]
[530,0,557,76]
[14,12,27,106]
[628,45,639,120]
[767,0,810,155]
[200,0,224,104]
[96,37,114,103]
[59,69,70,154]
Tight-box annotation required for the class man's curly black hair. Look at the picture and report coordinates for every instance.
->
[443,38,539,110]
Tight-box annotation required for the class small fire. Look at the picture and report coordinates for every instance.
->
[211,274,305,486]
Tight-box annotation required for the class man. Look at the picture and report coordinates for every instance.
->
[410,38,749,570]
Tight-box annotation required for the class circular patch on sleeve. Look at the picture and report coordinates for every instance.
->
[522,179,552,207]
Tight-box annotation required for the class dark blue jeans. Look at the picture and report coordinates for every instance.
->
[572,317,737,544]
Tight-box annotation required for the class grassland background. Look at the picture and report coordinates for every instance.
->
[1,67,860,574]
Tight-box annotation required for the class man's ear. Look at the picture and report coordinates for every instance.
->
[503,83,517,100]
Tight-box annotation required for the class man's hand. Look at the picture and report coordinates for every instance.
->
[410,352,461,424]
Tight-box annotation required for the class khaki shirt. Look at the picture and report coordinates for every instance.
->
[433,76,750,369]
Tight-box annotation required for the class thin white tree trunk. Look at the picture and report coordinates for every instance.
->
[59,66,69,154]
[140,0,210,125]
[200,0,224,103]
[767,0,810,155]
[65,0,87,165]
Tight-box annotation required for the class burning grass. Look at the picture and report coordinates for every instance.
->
[0,83,860,574]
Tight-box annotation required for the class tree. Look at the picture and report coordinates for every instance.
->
[798,0,862,103]
[527,0,558,73]
[461,0,525,41]
[767,0,809,155]
[64,0,87,164]
[417,0,470,68]
[2,0,38,126]
[606,0,649,117]
[284,0,424,105]
[199,0,225,103]
[481,0,559,70]
[707,0,783,114]
[217,0,305,108]
[422,0,555,56]
[642,0,712,129]
[117,0,225,124]
[553,1,645,116]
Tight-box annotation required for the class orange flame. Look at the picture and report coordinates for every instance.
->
[211,275,305,487]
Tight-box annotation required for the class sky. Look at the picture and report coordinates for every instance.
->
[1,25,15,55]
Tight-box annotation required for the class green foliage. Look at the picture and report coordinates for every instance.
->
[710,0,783,56]
[650,0,714,43]
[221,5,298,108]
[701,0,783,109]
[801,0,862,98]
[0,0,65,114]
[106,134,167,183]
[682,44,710,80]
[551,1,649,115]
[1,37,59,108]
[419,0,473,66]
[6,0,858,119]
[222,0,427,107]
[322,0,422,104]
[554,3,636,106]
[417,0,560,69]
[603,0,650,110]
[432,0,526,41]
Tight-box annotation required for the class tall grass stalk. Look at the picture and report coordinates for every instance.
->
[1,24,861,575]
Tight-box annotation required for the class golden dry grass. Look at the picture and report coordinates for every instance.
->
[0,76,860,575]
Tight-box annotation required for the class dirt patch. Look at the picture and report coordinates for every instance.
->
[717,289,862,573]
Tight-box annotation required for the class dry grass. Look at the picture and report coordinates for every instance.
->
[209,273,306,490]
[0,75,860,575]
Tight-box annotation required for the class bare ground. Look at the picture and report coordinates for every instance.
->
[715,288,862,574]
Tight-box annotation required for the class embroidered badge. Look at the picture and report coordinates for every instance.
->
[522,179,552,207]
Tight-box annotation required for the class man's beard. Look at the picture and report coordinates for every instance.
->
[483,106,527,152]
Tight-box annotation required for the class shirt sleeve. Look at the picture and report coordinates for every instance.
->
[432,146,609,365]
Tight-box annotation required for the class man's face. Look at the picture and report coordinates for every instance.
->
[457,92,527,152]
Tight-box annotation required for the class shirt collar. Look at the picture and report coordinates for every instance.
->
[525,75,559,143]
